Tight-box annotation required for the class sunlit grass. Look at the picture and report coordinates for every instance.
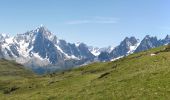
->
[1,46,170,99]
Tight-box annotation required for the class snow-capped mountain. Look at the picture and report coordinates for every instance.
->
[134,35,161,53]
[109,37,139,58]
[88,46,114,57]
[88,47,101,56]
[0,26,95,73]
[97,37,139,61]
[98,35,170,62]
[1,26,170,73]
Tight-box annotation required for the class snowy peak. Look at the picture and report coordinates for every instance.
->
[75,42,81,47]
[99,35,170,62]
[88,46,100,56]
[88,46,114,56]
[122,36,138,47]
[0,33,9,39]
[15,26,55,43]
[36,26,52,37]
[118,36,139,54]
[3,26,170,73]
[0,33,10,43]
[30,26,55,42]
[98,36,140,61]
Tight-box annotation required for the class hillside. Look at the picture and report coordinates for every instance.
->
[0,59,34,77]
[0,59,35,95]
[1,45,170,99]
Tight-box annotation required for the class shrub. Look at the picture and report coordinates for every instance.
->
[164,44,170,52]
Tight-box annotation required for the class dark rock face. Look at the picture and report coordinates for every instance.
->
[32,27,64,64]
[5,48,13,58]
[110,37,138,58]
[98,52,110,61]
[9,44,19,57]
[58,40,79,57]
[162,35,170,45]
[135,35,162,53]
[78,43,95,60]
[68,43,80,57]
[0,44,3,58]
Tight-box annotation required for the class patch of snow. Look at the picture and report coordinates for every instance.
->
[33,53,46,61]
[40,24,44,27]
[0,33,8,38]
[17,40,29,57]
[70,55,80,60]
[75,42,81,47]
[108,46,114,52]
[150,53,156,56]
[111,56,124,61]
[5,37,14,44]
[56,45,67,55]
[90,48,100,56]
[55,45,79,60]
[98,46,115,53]
[127,42,140,54]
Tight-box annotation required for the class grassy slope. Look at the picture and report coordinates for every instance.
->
[0,59,36,98]
[1,46,170,99]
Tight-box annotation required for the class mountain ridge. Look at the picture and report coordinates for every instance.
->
[0,26,170,73]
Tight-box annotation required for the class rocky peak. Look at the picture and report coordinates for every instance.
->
[165,35,170,40]
[121,37,138,47]
[135,35,161,52]
[34,26,53,39]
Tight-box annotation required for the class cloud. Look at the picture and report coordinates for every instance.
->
[66,17,119,25]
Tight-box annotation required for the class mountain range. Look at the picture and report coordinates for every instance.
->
[0,26,170,73]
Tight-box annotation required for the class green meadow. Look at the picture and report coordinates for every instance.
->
[1,46,170,100]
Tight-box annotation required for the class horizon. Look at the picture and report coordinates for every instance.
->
[1,25,170,48]
[0,0,170,47]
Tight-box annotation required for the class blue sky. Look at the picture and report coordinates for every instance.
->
[0,0,170,47]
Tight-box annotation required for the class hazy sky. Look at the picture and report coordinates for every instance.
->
[0,0,170,47]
